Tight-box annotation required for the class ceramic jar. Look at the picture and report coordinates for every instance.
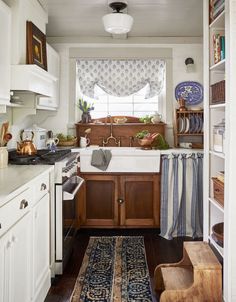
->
[0,147,8,168]
[151,112,162,124]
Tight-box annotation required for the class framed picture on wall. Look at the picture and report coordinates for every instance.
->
[26,21,47,71]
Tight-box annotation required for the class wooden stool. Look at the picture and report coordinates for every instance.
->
[154,242,222,302]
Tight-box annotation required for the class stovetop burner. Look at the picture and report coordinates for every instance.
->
[9,149,71,165]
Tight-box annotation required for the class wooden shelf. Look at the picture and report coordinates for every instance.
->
[209,150,225,159]
[209,10,225,29]
[209,197,224,213]
[174,109,204,147]
[176,110,203,114]
[177,133,203,136]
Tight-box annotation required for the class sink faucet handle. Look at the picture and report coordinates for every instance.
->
[129,136,134,147]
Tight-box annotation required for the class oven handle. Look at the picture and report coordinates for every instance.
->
[63,176,84,200]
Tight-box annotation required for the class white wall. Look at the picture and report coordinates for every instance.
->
[38,38,203,147]
[0,37,203,148]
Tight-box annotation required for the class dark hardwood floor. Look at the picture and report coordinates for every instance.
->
[45,229,201,302]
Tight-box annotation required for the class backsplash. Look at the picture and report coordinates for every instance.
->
[0,108,36,149]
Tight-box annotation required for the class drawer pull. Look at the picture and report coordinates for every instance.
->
[215,189,220,192]
[117,198,124,204]
[40,183,47,191]
[20,199,29,209]
[7,240,13,249]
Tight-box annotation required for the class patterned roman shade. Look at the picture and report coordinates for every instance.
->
[77,59,165,99]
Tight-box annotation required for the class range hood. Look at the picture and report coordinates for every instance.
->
[11,64,57,97]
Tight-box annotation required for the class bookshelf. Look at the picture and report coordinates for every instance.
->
[204,0,236,300]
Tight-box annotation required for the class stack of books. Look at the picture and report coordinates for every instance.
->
[209,0,225,23]
[213,33,225,64]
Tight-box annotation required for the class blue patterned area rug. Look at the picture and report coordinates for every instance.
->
[70,236,153,302]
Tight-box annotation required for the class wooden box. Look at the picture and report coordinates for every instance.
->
[212,177,224,206]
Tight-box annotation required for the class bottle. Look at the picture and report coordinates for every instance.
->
[0,147,8,168]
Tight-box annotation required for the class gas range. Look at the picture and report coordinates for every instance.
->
[8,149,71,165]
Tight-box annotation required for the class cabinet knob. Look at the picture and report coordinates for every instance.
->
[117,198,124,204]
[20,199,29,209]
[12,236,18,243]
[7,240,13,249]
[40,183,47,191]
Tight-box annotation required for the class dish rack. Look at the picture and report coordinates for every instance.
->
[174,109,204,148]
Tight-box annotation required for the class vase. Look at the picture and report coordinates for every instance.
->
[81,112,91,123]
[0,147,8,168]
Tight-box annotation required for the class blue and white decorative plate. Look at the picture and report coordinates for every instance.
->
[175,81,203,105]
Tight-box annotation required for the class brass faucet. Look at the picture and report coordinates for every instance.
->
[102,115,121,146]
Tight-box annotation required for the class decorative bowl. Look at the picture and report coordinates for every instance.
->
[212,222,224,247]
[57,138,77,146]
[138,138,153,149]
[114,117,127,124]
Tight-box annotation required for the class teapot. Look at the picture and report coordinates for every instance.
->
[17,130,37,155]
[46,130,59,151]
[151,112,162,124]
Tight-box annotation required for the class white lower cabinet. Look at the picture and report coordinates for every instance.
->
[32,193,50,302]
[0,170,52,302]
[0,212,31,302]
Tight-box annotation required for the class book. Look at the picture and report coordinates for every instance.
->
[220,36,225,60]
[214,0,224,8]
[213,33,221,64]
[213,2,225,17]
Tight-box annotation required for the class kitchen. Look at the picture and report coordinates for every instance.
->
[0,0,235,301]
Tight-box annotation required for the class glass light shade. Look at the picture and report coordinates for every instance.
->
[102,13,133,34]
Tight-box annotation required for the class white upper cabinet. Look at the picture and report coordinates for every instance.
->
[0,0,11,105]
[4,0,47,65]
[4,0,59,101]
[36,44,60,109]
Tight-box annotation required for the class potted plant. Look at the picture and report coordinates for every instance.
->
[77,98,94,123]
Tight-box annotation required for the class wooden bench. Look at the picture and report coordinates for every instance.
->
[154,242,222,302]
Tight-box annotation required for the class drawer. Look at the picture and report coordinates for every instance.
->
[33,172,49,203]
[212,177,224,206]
[0,188,32,237]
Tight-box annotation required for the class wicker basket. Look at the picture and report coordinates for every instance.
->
[211,80,225,104]
[57,138,77,146]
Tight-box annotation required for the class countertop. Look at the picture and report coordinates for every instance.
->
[0,165,54,207]
[71,147,203,154]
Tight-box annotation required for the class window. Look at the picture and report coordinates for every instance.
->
[80,83,164,119]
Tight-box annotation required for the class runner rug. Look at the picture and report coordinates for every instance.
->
[70,236,153,302]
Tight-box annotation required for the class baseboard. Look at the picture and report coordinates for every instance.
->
[33,269,51,302]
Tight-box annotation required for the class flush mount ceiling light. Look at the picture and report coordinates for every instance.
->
[102,1,133,34]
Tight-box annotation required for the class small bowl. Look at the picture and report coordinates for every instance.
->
[212,222,224,247]
[138,138,153,149]
[114,117,127,124]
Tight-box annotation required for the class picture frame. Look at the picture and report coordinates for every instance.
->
[26,21,47,71]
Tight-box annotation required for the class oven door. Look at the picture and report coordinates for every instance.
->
[55,176,84,274]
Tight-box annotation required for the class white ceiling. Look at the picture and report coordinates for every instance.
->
[44,0,203,38]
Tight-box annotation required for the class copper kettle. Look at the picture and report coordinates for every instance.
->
[17,130,37,155]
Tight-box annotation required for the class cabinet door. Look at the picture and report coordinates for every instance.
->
[10,212,32,302]
[0,231,12,302]
[32,193,50,298]
[0,0,11,105]
[81,175,119,227]
[120,174,160,227]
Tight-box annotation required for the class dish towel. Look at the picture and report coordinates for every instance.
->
[91,149,112,171]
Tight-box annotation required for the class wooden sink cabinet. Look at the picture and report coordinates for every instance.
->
[78,173,160,228]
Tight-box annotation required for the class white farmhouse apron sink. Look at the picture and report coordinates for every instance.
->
[79,147,161,173]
